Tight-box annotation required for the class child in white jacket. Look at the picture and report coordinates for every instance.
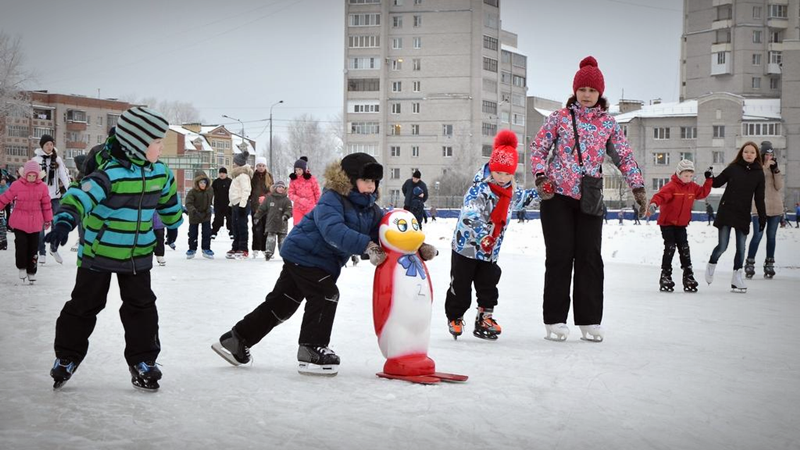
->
[227,151,253,259]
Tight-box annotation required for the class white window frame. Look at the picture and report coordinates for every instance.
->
[411,146,419,157]
[442,124,453,136]
[391,103,401,114]
[653,152,670,166]
[413,37,421,49]
[412,102,420,114]
[390,146,401,157]
[713,125,725,138]
[412,81,421,92]
[653,127,670,140]
[442,146,453,157]
[392,81,402,92]
[713,151,726,164]
[392,38,403,49]
[411,124,419,135]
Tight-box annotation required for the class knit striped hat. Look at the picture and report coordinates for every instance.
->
[115,107,169,160]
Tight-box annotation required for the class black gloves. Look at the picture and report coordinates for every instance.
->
[704,167,714,179]
[759,216,767,233]
[44,222,71,247]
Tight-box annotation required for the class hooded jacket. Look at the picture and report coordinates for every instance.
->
[288,171,321,225]
[32,148,71,200]
[650,174,712,227]
[0,170,53,233]
[531,103,644,199]
[254,188,293,234]
[713,159,766,234]
[750,163,784,217]
[279,160,383,278]
[185,171,214,224]
[229,164,254,209]
[451,164,537,262]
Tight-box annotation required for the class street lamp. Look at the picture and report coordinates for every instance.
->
[269,100,284,171]
[222,114,247,167]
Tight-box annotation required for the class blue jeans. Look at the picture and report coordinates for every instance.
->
[188,221,211,251]
[709,225,747,270]
[747,216,780,260]
[39,198,61,255]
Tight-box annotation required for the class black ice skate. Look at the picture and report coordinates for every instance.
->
[211,328,251,366]
[682,268,698,292]
[764,258,775,279]
[51,358,79,389]
[473,307,500,340]
[744,258,756,279]
[297,345,340,376]
[659,269,675,292]
[129,361,162,391]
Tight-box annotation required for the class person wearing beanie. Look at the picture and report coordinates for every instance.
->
[744,140,784,279]
[530,55,646,342]
[228,151,253,258]
[212,152,432,376]
[647,160,713,292]
[253,179,292,261]
[249,156,275,259]
[0,159,53,281]
[445,130,537,341]
[184,171,215,260]
[288,156,321,226]
[32,133,71,264]
[705,142,767,292]
[401,169,428,228]
[43,106,183,391]
[211,167,233,240]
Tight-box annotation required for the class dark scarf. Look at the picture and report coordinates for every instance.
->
[488,182,513,241]
[40,151,58,184]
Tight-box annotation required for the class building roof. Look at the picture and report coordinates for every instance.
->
[169,125,213,152]
[501,43,525,55]
[231,133,255,154]
[742,98,781,120]
[614,97,781,124]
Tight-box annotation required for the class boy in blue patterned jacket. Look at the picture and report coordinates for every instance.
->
[44,107,183,391]
[446,130,537,341]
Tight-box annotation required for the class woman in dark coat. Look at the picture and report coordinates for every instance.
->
[705,141,766,292]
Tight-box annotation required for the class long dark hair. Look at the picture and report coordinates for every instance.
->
[566,95,609,111]
[731,141,763,167]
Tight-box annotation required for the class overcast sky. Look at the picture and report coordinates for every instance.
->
[2,0,682,151]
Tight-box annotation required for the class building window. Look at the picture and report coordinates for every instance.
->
[752,53,762,65]
[392,81,402,92]
[412,102,420,114]
[512,94,525,107]
[482,100,497,114]
[66,110,87,122]
[412,146,419,157]
[413,37,421,49]
[391,124,402,135]
[347,144,378,156]
[512,114,525,126]
[753,30,762,43]
[412,81,421,92]
[769,51,782,65]
[716,52,726,65]
[393,0,403,5]
[713,125,725,138]
[621,125,628,137]
[653,152,670,165]
[653,128,670,140]
[512,75,526,88]
[500,111,509,124]
[483,35,498,51]
[652,178,670,190]
[348,35,380,48]
[770,77,780,90]
[442,146,453,157]
[392,38,403,49]
[391,59,402,70]
[483,57,498,73]
[390,146,401,157]
[5,145,28,156]
[768,4,787,18]
[742,122,781,136]
[7,125,28,138]
[33,127,53,139]
[680,152,694,162]
[501,71,511,85]
[391,103,401,114]
[716,4,732,20]
[752,77,761,89]
[484,0,498,6]
[680,127,696,139]
[349,13,381,27]
[412,58,421,71]
[411,124,419,135]
[753,6,761,18]
[349,0,380,3]
[352,102,380,113]
[482,122,497,136]
[413,15,422,27]
[390,168,401,179]
[442,124,453,136]
[501,50,511,64]
[350,122,380,134]
[414,0,422,4]
[392,15,403,28]
[713,151,726,164]
[348,78,380,92]
[715,29,730,44]
[349,57,380,70]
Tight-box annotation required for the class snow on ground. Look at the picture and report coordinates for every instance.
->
[1,218,799,449]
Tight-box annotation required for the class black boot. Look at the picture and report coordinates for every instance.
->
[659,269,675,292]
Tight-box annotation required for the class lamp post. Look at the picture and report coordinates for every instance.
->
[222,114,247,166]
[269,100,284,171]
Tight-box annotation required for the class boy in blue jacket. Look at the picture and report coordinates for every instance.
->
[212,153,437,376]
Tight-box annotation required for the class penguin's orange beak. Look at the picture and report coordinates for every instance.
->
[385,229,425,252]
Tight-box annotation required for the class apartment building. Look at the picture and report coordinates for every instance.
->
[342,0,528,207]
[681,0,800,203]
[1,91,130,174]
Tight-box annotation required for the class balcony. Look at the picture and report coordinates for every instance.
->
[768,17,788,29]
[65,141,87,150]
[66,121,87,132]
[769,42,784,52]
[767,63,782,74]
[711,43,732,53]
[712,0,732,5]
[711,19,732,30]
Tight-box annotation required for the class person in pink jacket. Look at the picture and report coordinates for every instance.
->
[0,160,53,282]
[288,156,321,226]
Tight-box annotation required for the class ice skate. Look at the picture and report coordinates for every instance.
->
[70,242,79,252]
[705,262,716,285]
[764,258,775,279]
[51,358,79,389]
[211,328,251,366]
[156,256,166,266]
[473,307,500,340]
[448,317,464,340]
[544,323,569,341]
[27,272,36,284]
[129,361,162,391]
[744,258,755,279]
[39,253,45,265]
[579,324,605,342]
[297,345,339,376]
[225,250,236,259]
[186,250,195,259]
[731,269,747,293]
[19,269,26,281]
[659,269,675,292]
[49,249,63,264]
[264,252,272,261]
[682,268,698,292]
[168,242,176,250]
[251,250,260,259]
[202,249,214,259]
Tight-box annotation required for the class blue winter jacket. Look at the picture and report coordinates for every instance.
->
[280,162,383,278]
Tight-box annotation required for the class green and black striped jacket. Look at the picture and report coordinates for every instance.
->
[54,140,183,273]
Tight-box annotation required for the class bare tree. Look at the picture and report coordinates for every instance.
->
[263,134,292,181]
[0,32,33,122]
[120,95,201,124]
[327,111,344,156]
[286,113,340,183]
[431,123,481,207]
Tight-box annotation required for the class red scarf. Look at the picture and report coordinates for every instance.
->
[488,182,513,241]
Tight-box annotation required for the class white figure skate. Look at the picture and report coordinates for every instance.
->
[544,323,570,341]
[579,325,605,342]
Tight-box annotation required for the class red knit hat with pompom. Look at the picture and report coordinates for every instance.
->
[573,56,605,96]
[488,130,519,174]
